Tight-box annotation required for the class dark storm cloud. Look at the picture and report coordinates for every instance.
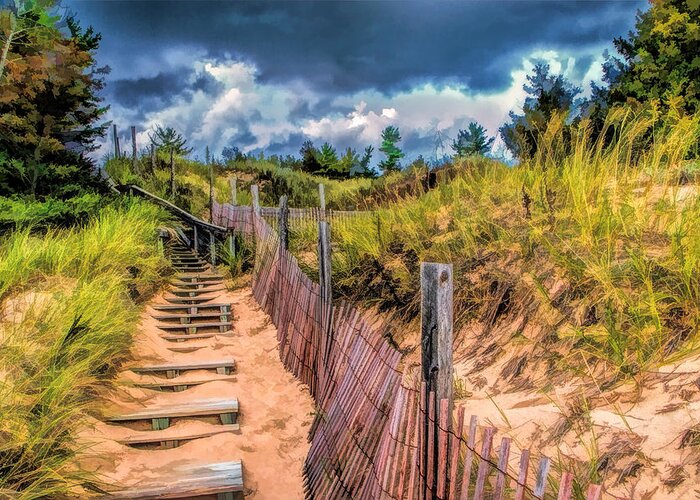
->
[68,0,645,96]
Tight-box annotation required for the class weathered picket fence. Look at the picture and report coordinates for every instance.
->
[212,188,603,500]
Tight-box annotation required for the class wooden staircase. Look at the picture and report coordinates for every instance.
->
[104,240,244,498]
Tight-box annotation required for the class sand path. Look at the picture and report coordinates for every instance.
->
[78,275,314,499]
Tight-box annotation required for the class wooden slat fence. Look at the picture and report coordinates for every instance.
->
[212,200,602,499]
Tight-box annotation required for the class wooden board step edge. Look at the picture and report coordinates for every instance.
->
[161,331,233,341]
[152,303,231,311]
[152,311,232,321]
[169,287,226,295]
[106,398,239,424]
[105,459,243,499]
[117,424,240,447]
[134,376,236,391]
[157,321,232,331]
[175,274,223,280]
[131,360,235,374]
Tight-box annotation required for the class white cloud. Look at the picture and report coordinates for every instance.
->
[97,48,608,165]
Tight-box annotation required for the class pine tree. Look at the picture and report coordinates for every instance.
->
[378,126,405,173]
[451,122,494,157]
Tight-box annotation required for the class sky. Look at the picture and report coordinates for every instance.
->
[66,0,647,166]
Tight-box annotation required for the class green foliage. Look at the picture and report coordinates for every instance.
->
[299,140,323,175]
[451,122,495,157]
[0,2,108,198]
[379,125,405,173]
[499,63,582,159]
[607,0,700,116]
[0,199,170,497]
[149,125,192,155]
[0,193,105,231]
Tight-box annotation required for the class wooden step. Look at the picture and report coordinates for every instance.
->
[107,460,243,498]
[161,332,233,342]
[152,311,232,321]
[176,273,223,280]
[106,398,239,428]
[117,425,240,448]
[170,286,226,295]
[152,303,231,312]
[131,360,236,376]
[134,376,236,392]
[170,279,224,290]
[168,345,205,354]
[157,322,232,333]
[165,296,219,304]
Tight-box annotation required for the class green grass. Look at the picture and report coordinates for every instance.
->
[0,198,170,498]
[291,106,700,376]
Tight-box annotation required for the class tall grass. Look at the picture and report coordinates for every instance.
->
[292,106,700,375]
[0,199,170,498]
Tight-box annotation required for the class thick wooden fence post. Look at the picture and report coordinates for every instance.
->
[318,220,332,364]
[279,195,289,251]
[230,176,237,206]
[251,184,260,216]
[193,225,198,254]
[209,230,216,266]
[169,147,175,196]
[420,262,453,499]
[113,124,120,158]
[150,144,156,171]
[319,183,326,221]
[131,126,138,174]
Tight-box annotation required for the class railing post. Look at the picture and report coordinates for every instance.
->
[228,232,235,260]
[230,176,237,206]
[209,161,214,222]
[209,230,216,266]
[131,125,138,174]
[169,147,175,196]
[193,225,198,253]
[420,262,453,499]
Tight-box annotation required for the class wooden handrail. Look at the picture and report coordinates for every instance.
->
[116,184,228,235]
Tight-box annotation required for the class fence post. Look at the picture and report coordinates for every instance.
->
[209,161,214,222]
[150,144,156,171]
[318,183,326,221]
[228,232,235,260]
[420,262,454,499]
[279,195,289,250]
[131,126,138,174]
[169,147,175,196]
[251,184,260,216]
[193,225,198,253]
[209,230,216,266]
[318,220,332,364]
[230,176,237,206]
[113,124,120,158]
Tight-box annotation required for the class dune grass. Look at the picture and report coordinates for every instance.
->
[0,198,170,498]
[290,107,700,376]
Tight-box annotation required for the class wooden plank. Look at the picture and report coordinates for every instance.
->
[494,437,511,500]
[556,472,574,500]
[157,321,232,331]
[174,274,223,281]
[448,405,465,499]
[152,311,231,321]
[106,398,239,422]
[169,287,226,295]
[161,332,230,341]
[279,195,289,250]
[459,415,477,500]
[427,390,436,496]
[534,457,551,499]
[164,296,220,304]
[473,427,495,499]
[117,424,240,445]
[134,376,236,390]
[131,360,235,374]
[152,302,230,311]
[514,449,530,500]
[107,460,243,499]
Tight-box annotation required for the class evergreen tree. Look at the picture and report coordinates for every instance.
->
[499,63,582,159]
[451,122,495,157]
[299,139,322,174]
[149,125,191,155]
[378,126,405,173]
[605,0,700,115]
[0,4,109,198]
